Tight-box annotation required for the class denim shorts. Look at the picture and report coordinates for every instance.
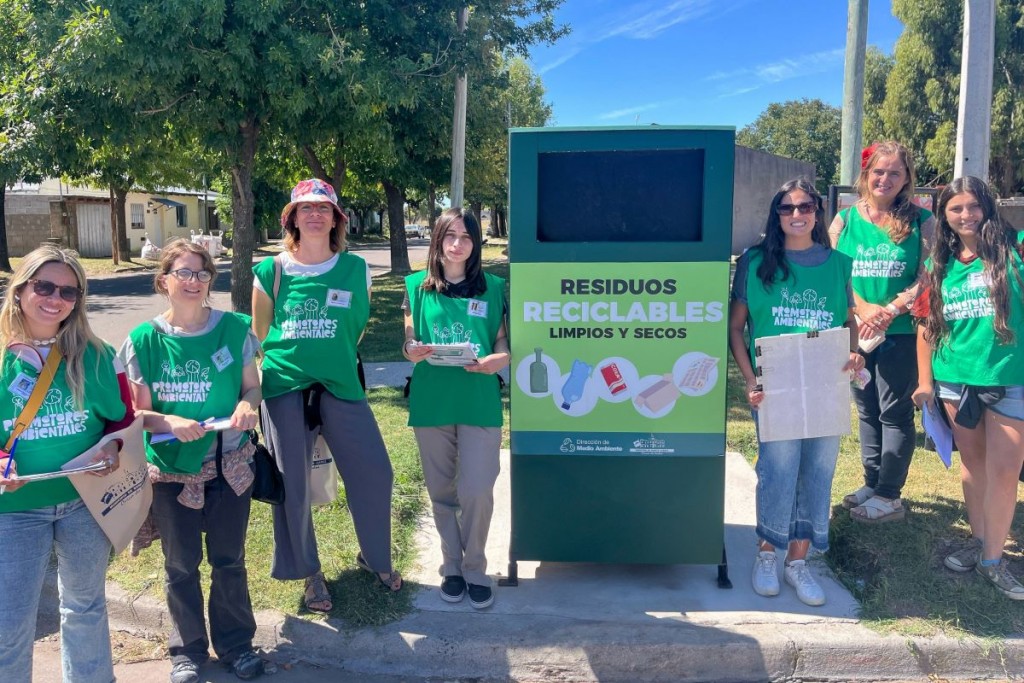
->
[936,382,1024,421]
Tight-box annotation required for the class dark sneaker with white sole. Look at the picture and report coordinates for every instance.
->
[169,658,200,683]
[440,575,466,603]
[229,649,264,680]
[467,582,494,609]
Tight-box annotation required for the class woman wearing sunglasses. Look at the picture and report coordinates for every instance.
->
[252,179,400,614]
[829,141,934,524]
[729,179,863,606]
[118,239,264,682]
[0,245,135,682]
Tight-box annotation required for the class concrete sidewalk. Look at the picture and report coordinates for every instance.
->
[33,363,1024,681]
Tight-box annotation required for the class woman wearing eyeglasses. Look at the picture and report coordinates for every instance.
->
[729,179,863,606]
[0,245,135,683]
[252,178,400,614]
[118,239,265,682]
[829,141,934,524]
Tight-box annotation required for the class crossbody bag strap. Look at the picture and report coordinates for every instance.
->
[272,252,282,302]
[5,346,63,451]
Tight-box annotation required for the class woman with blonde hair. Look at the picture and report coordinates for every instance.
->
[252,178,400,613]
[0,245,134,682]
[119,239,264,682]
[829,141,935,523]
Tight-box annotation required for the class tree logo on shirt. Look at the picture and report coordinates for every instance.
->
[431,321,480,355]
[154,360,213,403]
[772,287,834,329]
[280,297,338,340]
[853,243,908,279]
[943,280,994,321]
[3,388,89,441]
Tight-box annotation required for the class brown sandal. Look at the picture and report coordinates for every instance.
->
[356,552,403,592]
[303,572,333,612]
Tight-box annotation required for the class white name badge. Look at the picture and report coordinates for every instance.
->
[967,272,990,289]
[327,289,352,308]
[467,299,488,318]
[9,373,36,401]
[211,347,234,372]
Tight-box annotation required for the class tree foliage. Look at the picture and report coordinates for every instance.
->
[736,99,842,192]
[874,0,1024,193]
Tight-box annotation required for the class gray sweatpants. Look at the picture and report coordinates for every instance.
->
[261,391,394,580]
[414,425,501,586]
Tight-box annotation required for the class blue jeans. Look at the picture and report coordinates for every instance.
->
[0,499,114,683]
[753,413,840,552]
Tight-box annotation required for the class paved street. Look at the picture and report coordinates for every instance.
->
[85,239,429,346]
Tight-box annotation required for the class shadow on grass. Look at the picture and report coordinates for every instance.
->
[827,495,1024,637]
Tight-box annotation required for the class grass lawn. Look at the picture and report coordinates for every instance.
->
[726,355,1024,638]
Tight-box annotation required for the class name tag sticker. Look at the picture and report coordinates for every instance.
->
[967,272,990,289]
[211,347,234,372]
[9,373,36,401]
[327,289,352,308]
[467,299,488,318]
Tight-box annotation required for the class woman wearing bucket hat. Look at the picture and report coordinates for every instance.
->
[252,178,401,613]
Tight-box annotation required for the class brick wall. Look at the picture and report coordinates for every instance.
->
[4,195,60,256]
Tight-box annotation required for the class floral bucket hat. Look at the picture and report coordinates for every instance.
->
[280,178,349,228]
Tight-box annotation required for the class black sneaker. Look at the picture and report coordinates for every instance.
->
[169,658,200,683]
[440,575,466,602]
[467,582,494,609]
[229,649,265,680]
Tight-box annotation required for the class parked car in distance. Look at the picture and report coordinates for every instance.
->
[405,224,424,238]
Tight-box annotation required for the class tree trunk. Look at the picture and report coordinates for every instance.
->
[427,185,437,232]
[0,184,12,272]
[497,206,507,237]
[230,117,260,314]
[113,184,131,262]
[382,180,411,274]
[109,187,119,265]
[470,201,483,230]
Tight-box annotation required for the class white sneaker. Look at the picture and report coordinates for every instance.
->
[752,550,780,596]
[784,559,826,606]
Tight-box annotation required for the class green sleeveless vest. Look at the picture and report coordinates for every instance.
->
[744,248,852,368]
[406,271,505,427]
[254,252,369,400]
[128,312,250,474]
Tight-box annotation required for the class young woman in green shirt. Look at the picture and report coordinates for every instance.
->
[912,176,1024,600]
[402,208,509,609]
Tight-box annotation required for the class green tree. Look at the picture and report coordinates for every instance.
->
[862,46,895,145]
[736,99,842,192]
[879,0,1024,193]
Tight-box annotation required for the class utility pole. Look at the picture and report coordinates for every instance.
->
[954,0,996,181]
[839,0,869,185]
[449,7,469,209]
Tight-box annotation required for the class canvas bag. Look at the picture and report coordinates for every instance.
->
[309,434,339,506]
[69,417,152,555]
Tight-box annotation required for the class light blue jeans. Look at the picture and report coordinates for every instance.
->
[753,412,841,552]
[0,499,114,683]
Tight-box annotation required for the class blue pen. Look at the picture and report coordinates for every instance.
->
[1,438,19,494]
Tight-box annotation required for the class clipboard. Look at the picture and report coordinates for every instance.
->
[922,399,954,468]
[753,327,853,442]
[149,416,234,444]
[422,342,479,367]
[14,460,108,482]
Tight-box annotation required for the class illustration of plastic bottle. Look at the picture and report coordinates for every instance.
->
[560,360,592,410]
[529,348,548,394]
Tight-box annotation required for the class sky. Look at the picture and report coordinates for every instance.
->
[525,0,905,130]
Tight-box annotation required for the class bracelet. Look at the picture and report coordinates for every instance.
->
[885,303,900,315]
[403,339,416,354]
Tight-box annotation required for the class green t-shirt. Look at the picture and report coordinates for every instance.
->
[0,343,127,513]
[930,251,1024,386]
[127,312,251,474]
[744,248,853,368]
[836,206,930,335]
[406,271,505,427]
[254,252,369,400]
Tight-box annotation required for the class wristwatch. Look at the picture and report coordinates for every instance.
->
[885,303,900,315]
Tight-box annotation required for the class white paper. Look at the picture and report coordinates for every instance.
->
[149,416,234,444]
[754,327,853,442]
[423,342,479,367]
[922,400,953,468]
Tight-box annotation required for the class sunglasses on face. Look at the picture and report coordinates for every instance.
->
[776,202,818,216]
[167,268,213,283]
[26,278,82,302]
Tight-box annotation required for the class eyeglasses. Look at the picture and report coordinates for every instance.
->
[27,279,82,302]
[776,202,818,216]
[167,268,213,283]
[297,204,334,215]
